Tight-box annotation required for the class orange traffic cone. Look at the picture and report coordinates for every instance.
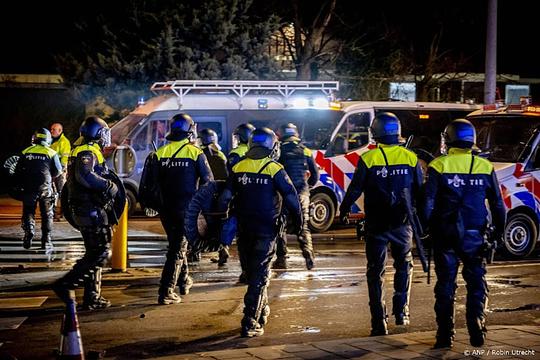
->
[58,301,85,360]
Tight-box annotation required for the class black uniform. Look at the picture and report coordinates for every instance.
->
[339,144,423,334]
[155,138,212,302]
[423,148,506,346]
[202,144,228,181]
[219,149,302,336]
[276,138,319,268]
[53,142,119,309]
[16,144,62,248]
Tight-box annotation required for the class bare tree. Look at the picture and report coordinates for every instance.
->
[278,0,338,80]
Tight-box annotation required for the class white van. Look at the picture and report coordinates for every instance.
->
[108,80,480,232]
[466,102,540,258]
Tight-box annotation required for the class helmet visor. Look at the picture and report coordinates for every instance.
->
[440,132,448,155]
[100,127,111,148]
[232,134,240,149]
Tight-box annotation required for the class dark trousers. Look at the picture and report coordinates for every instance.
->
[159,210,189,294]
[55,225,111,301]
[365,224,413,328]
[21,192,54,236]
[276,192,313,257]
[434,232,487,338]
[237,225,276,329]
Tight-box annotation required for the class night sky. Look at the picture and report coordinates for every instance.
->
[1,1,538,78]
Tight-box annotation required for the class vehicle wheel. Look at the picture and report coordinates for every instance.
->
[309,192,335,233]
[125,188,137,217]
[503,213,537,258]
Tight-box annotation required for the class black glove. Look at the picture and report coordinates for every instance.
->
[339,209,350,225]
[106,180,119,199]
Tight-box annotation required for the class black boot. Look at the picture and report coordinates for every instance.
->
[23,231,34,249]
[178,275,193,295]
[82,268,111,310]
[159,264,182,305]
[302,249,315,270]
[241,317,265,338]
[259,304,270,326]
[468,320,487,347]
[433,328,455,349]
[41,232,53,250]
[272,255,288,269]
[217,246,229,266]
[370,319,388,336]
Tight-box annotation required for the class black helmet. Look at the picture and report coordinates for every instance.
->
[249,127,277,150]
[32,128,52,146]
[278,123,299,140]
[80,116,111,147]
[166,113,195,141]
[370,112,401,144]
[233,123,255,144]
[443,119,476,148]
[198,128,219,146]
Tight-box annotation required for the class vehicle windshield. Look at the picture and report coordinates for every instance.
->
[110,114,147,146]
[468,115,540,163]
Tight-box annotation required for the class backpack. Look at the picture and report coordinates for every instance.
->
[138,152,162,211]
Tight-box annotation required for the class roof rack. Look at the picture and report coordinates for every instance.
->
[150,80,339,109]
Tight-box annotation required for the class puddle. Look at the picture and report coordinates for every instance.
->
[285,325,321,334]
[489,279,537,288]
[491,303,540,312]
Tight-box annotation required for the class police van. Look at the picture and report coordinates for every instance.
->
[466,101,540,258]
[108,80,480,232]
[308,100,481,231]
[108,80,341,216]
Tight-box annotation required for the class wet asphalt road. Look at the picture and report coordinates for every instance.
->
[0,228,539,359]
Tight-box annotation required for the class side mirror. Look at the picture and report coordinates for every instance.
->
[112,145,137,177]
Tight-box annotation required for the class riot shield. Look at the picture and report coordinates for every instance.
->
[2,155,24,201]
[62,169,127,229]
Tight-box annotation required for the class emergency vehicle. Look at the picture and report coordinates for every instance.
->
[466,101,540,258]
[108,80,480,232]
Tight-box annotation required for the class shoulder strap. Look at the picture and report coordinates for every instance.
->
[257,159,274,174]
[171,142,190,159]
[469,154,475,174]
[379,147,389,166]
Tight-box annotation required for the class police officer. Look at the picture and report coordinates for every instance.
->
[153,113,213,305]
[50,122,71,220]
[274,123,319,270]
[52,116,120,310]
[339,112,423,336]
[227,123,255,281]
[228,123,255,171]
[15,128,62,249]
[198,128,228,181]
[423,119,505,348]
[219,127,302,337]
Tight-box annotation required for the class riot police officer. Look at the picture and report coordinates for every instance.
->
[227,123,255,280]
[228,123,255,171]
[339,112,423,336]
[274,123,319,270]
[423,119,505,348]
[15,128,62,249]
[50,122,71,220]
[219,127,302,337]
[153,113,213,305]
[52,116,121,310]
